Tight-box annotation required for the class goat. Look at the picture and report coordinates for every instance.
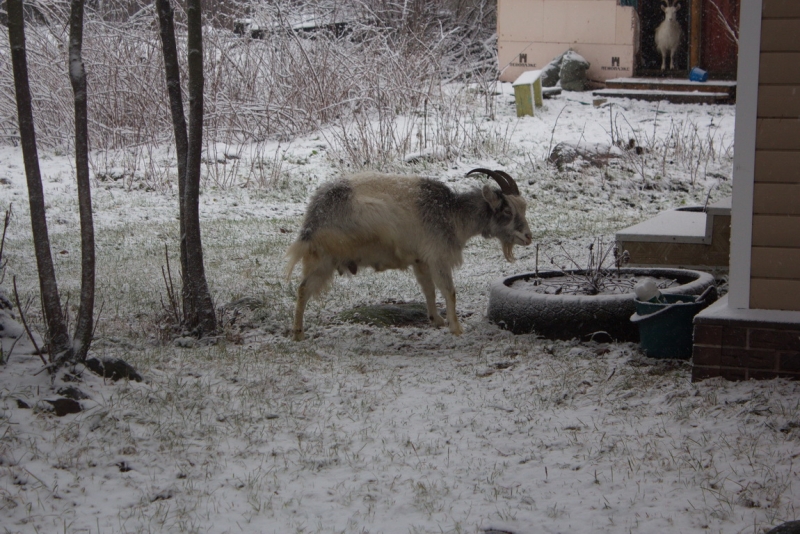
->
[285,169,533,341]
[655,0,682,71]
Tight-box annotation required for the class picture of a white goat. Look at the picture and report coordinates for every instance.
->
[285,169,533,341]
[655,0,683,71]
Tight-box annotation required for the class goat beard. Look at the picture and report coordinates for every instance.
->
[502,241,516,262]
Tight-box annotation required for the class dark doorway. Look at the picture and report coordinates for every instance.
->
[701,0,739,79]
[635,0,740,80]
[637,0,691,76]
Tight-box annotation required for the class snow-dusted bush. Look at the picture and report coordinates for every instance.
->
[0,0,496,154]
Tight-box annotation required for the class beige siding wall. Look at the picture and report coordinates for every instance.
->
[750,0,800,311]
[497,0,635,83]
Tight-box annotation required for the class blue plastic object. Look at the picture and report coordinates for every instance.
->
[690,67,709,82]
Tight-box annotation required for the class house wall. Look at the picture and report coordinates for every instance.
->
[750,0,800,311]
[692,0,800,383]
[692,318,800,381]
[497,0,636,83]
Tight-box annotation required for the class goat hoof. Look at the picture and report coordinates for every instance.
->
[430,315,446,327]
[449,324,463,336]
[292,330,305,341]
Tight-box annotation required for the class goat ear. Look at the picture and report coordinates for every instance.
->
[675,2,680,10]
[482,185,503,210]
[661,5,666,12]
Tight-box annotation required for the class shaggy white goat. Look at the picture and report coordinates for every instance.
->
[655,0,682,71]
[285,169,533,341]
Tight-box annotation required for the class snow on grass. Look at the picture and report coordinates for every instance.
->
[2,88,798,534]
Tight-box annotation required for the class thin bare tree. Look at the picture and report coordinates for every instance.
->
[68,0,96,361]
[155,0,190,314]
[7,0,97,368]
[7,0,72,364]
[156,0,217,336]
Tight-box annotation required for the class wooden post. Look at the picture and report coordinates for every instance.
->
[512,70,543,117]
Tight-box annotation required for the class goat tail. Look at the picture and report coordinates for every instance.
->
[284,240,309,280]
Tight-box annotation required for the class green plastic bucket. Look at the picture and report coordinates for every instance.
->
[630,293,709,359]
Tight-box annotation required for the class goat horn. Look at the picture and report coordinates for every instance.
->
[492,170,521,196]
[466,168,520,196]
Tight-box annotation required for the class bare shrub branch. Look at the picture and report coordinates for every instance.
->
[0,0,498,157]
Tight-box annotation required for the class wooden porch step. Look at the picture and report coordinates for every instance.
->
[615,197,732,272]
[593,88,731,105]
[595,77,736,104]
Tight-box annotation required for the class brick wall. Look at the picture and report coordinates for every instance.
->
[692,320,800,381]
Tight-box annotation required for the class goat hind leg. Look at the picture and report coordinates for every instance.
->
[293,264,334,341]
[431,267,462,335]
[413,262,445,327]
[293,281,310,341]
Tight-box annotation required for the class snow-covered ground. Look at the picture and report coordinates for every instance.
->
[2,86,798,534]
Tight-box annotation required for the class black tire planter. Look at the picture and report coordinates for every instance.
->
[487,268,717,341]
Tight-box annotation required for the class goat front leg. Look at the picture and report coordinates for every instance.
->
[413,262,445,327]
[431,266,462,336]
